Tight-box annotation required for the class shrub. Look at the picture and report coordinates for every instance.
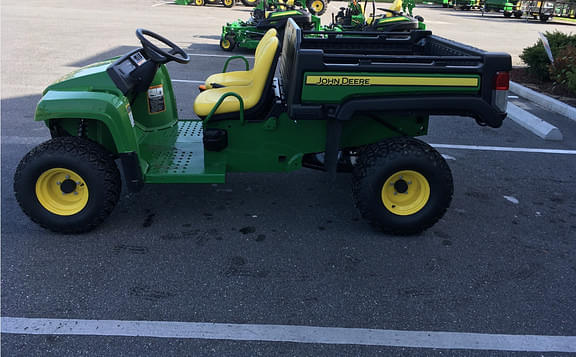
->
[549,45,576,95]
[519,31,576,81]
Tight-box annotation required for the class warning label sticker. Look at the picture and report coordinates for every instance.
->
[147,85,166,114]
[126,104,135,127]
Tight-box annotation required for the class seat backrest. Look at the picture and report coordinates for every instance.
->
[250,36,279,94]
[254,29,277,59]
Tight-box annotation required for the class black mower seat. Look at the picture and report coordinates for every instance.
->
[194,36,279,117]
[204,29,277,89]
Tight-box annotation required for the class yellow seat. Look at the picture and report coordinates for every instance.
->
[194,36,279,117]
[204,29,277,89]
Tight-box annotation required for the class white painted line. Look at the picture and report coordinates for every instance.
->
[508,95,519,99]
[507,103,563,141]
[172,79,204,84]
[186,53,255,59]
[430,143,576,155]
[441,154,456,161]
[2,317,576,352]
[510,81,576,122]
[151,1,172,7]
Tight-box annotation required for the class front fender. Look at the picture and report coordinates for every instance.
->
[35,90,139,154]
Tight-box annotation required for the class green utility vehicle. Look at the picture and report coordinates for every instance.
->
[454,0,481,10]
[430,0,454,8]
[483,0,523,17]
[14,20,511,235]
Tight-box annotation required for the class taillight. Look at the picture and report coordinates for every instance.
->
[494,72,510,91]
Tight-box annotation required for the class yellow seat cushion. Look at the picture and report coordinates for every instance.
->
[204,29,277,89]
[194,36,279,117]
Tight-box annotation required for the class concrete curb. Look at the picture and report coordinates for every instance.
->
[507,103,563,141]
[510,81,576,122]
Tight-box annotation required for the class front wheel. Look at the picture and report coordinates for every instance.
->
[220,36,236,51]
[539,14,549,22]
[514,10,523,18]
[503,11,512,17]
[222,0,234,7]
[14,137,121,234]
[194,0,205,6]
[307,0,327,15]
[352,138,453,235]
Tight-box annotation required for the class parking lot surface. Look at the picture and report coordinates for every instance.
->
[2,0,576,355]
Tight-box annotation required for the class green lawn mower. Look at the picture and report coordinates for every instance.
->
[220,0,321,51]
[326,0,424,32]
[14,20,511,235]
[483,0,523,17]
[176,0,237,8]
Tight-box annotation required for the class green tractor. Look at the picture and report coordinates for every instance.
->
[484,0,523,17]
[14,21,511,235]
[454,0,481,10]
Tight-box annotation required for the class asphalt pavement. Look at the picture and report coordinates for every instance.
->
[1,0,576,355]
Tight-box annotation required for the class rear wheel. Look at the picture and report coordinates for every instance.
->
[540,14,549,22]
[14,137,121,234]
[307,0,327,15]
[220,36,236,51]
[222,0,234,7]
[503,10,512,17]
[195,0,205,5]
[352,137,453,235]
[514,10,523,17]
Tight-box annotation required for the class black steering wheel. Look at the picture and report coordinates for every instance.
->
[136,29,190,64]
[377,7,402,17]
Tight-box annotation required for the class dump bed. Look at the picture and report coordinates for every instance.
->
[278,19,512,127]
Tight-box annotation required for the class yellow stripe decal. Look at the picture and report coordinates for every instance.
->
[377,17,409,24]
[268,10,301,18]
[305,76,479,87]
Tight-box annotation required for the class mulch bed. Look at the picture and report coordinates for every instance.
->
[511,67,576,107]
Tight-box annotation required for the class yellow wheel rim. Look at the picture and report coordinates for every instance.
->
[195,0,203,5]
[35,168,89,216]
[381,170,430,216]
[311,0,324,12]
[224,0,232,5]
[221,39,231,48]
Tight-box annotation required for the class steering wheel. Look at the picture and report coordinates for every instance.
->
[136,29,190,64]
[377,7,402,17]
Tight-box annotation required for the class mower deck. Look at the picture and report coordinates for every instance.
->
[142,120,226,184]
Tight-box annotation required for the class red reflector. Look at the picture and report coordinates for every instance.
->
[494,72,510,90]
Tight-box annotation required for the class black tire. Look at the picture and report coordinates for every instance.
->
[194,0,205,5]
[503,11,512,17]
[222,0,234,8]
[241,0,259,6]
[442,3,448,7]
[14,137,121,234]
[352,137,453,235]
[306,0,327,15]
[539,14,549,22]
[514,10,523,18]
[220,36,236,51]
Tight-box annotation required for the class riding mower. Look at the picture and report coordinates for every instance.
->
[176,0,237,8]
[483,0,523,17]
[14,20,511,236]
[220,0,321,51]
[327,0,424,32]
